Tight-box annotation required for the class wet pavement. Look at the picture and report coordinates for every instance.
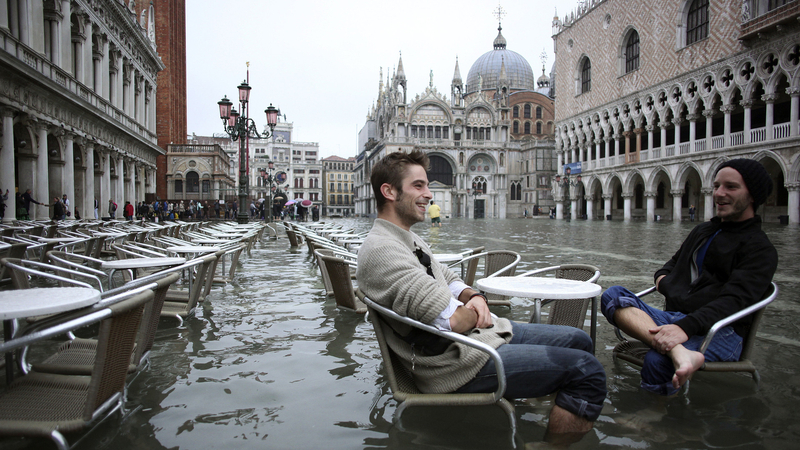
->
[5,217,800,449]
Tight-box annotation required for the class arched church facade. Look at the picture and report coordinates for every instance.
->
[354,23,557,219]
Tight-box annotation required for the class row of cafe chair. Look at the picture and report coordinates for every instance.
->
[292,220,779,437]
[0,218,266,448]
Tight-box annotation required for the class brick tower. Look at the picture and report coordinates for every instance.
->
[154,0,187,200]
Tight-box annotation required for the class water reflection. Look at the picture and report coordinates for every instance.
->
[6,218,798,449]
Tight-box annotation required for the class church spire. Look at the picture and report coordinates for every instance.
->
[493,4,507,50]
[396,51,406,82]
[452,56,462,84]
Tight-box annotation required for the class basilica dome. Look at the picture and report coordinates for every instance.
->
[466,26,536,95]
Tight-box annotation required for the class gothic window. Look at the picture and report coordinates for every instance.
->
[687,0,709,45]
[513,121,519,134]
[515,182,522,200]
[459,152,464,165]
[513,106,519,118]
[524,104,532,118]
[510,182,519,200]
[202,180,210,193]
[769,0,791,10]
[499,153,505,167]
[524,122,531,134]
[174,180,183,193]
[625,30,640,73]
[536,122,542,134]
[581,57,592,93]
[427,155,454,186]
[186,171,199,193]
[536,106,542,119]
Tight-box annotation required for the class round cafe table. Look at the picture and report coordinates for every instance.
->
[432,253,464,263]
[101,257,186,289]
[1,287,101,383]
[476,276,602,353]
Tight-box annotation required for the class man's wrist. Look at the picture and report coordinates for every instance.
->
[469,292,488,304]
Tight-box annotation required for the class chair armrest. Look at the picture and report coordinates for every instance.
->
[699,282,778,354]
[516,266,559,277]
[635,286,657,297]
[360,292,507,403]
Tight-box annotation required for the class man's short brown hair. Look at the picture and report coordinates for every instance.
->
[370,150,429,212]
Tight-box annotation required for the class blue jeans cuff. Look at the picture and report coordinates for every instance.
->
[555,391,603,422]
[640,379,680,396]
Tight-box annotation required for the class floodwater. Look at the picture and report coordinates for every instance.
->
[7,218,800,449]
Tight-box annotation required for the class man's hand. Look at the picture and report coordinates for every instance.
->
[465,297,493,329]
[649,324,688,354]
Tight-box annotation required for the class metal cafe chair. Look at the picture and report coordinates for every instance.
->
[450,250,520,306]
[612,282,778,389]
[358,290,517,446]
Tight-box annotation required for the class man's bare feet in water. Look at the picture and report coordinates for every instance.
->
[670,345,705,389]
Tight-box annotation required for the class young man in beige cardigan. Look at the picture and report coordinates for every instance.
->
[356,150,606,441]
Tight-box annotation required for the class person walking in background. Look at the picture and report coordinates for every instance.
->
[52,196,65,220]
[21,189,45,218]
[427,200,442,227]
[108,199,117,219]
[124,201,134,221]
[689,205,696,222]
[0,189,8,221]
[62,194,70,218]
[94,198,99,219]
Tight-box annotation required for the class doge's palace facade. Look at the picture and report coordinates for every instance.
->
[1,0,164,221]
[553,0,800,224]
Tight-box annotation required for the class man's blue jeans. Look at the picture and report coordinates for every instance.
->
[601,285,743,395]
[456,321,606,421]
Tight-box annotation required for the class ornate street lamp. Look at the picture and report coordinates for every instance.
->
[217,81,279,224]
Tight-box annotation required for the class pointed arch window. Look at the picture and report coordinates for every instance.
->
[687,0,709,45]
[625,30,640,73]
[581,57,592,93]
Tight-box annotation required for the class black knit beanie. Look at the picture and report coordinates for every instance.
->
[716,159,773,210]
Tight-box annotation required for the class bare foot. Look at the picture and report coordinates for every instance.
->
[670,345,705,389]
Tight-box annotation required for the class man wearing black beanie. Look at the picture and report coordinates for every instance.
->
[600,158,778,396]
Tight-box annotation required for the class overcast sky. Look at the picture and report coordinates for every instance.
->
[186,0,582,159]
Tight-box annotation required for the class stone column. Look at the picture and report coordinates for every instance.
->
[645,192,656,222]
[81,14,92,88]
[672,117,683,148]
[703,109,714,141]
[789,88,800,136]
[586,197,594,220]
[623,193,632,221]
[84,142,94,220]
[623,130,632,157]
[1,109,15,222]
[646,125,654,153]
[614,134,622,159]
[35,122,50,221]
[101,34,110,100]
[763,93,777,140]
[604,136,612,163]
[702,187,714,221]
[556,149,563,172]
[594,138,601,162]
[92,41,102,94]
[687,114,698,149]
[741,100,753,144]
[0,0,8,31]
[100,150,110,212]
[60,0,71,72]
[671,189,684,222]
[126,159,135,205]
[603,194,613,220]
[115,155,124,207]
[570,198,578,219]
[63,133,75,219]
[659,122,668,154]
[787,183,799,225]
[556,200,564,220]
[721,104,735,146]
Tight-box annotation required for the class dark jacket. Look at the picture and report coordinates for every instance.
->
[52,201,65,220]
[654,216,777,338]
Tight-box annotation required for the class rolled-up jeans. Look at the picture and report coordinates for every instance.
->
[456,321,606,421]
[601,285,743,396]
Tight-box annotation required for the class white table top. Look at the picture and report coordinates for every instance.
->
[433,253,464,263]
[0,287,101,320]
[166,246,221,253]
[101,257,186,270]
[476,276,602,299]
[192,239,231,244]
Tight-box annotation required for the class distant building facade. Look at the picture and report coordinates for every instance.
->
[552,0,800,224]
[165,143,234,201]
[354,22,557,219]
[321,156,355,217]
[1,0,165,221]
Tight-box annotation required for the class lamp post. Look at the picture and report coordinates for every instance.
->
[217,80,279,224]
[260,160,276,223]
